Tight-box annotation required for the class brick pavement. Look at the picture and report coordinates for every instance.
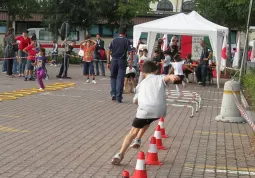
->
[0,64,255,178]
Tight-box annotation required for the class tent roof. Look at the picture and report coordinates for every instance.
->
[134,13,217,36]
[188,11,228,34]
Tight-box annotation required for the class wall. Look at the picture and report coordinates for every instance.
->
[150,0,183,13]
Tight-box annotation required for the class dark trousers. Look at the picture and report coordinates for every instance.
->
[110,59,126,101]
[59,55,70,76]
[195,64,207,85]
[7,59,14,76]
[163,65,170,75]
[95,60,105,75]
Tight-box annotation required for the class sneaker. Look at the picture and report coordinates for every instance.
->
[2,71,6,73]
[102,74,105,76]
[186,78,189,83]
[56,75,62,78]
[112,96,116,101]
[130,138,141,149]
[54,64,57,67]
[24,78,27,81]
[86,79,90,83]
[182,81,186,88]
[198,82,202,85]
[91,80,97,84]
[50,64,54,66]
[39,88,44,91]
[111,153,124,165]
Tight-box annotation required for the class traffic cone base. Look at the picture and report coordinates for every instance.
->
[131,171,147,178]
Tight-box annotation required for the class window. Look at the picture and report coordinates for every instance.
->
[88,25,99,36]
[0,26,6,34]
[157,0,173,11]
[102,25,113,37]
[67,31,79,41]
[39,30,53,41]
[182,0,195,12]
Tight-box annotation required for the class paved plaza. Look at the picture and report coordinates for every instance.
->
[0,64,255,178]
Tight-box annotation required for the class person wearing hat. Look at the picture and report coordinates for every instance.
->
[107,27,134,103]
[16,30,31,77]
[4,28,17,77]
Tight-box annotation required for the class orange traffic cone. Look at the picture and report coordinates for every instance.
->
[158,117,168,138]
[122,170,130,178]
[146,137,163,165]
[154,125,167,150]
[131,152,147,178]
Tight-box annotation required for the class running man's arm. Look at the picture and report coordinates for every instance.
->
[164,74,179,83]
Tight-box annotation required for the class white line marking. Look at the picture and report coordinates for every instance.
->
[202,106,221,109]
[185,167,255,176]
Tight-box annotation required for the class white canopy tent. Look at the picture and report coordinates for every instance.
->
[133,11,229,88]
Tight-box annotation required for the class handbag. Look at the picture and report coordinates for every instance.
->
[78,48,84,57]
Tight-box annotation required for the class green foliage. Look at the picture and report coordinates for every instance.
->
[0,0,39,28]
[195,0,253,30]
[243,68,255,106]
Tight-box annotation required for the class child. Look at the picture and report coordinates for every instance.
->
[170,54,185,92]
[163,50,171,75]
[111,61,179,165]
[33,48,47,90]
[23,38,36,81]
[124,61,136,93]
[80,37,97,83]
[183,53,194,83]
[138,48,150,83]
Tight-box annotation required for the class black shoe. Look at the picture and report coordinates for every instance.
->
[28,78,35,81]
[112,96,116,101]
[117,100,122,103]
[102,74,105,76]
[56,75,62,78]
[24,78,27,81]
[96,73,99,76]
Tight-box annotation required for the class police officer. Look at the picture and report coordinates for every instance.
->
[107,27,133,103]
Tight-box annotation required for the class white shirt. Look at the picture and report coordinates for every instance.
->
[139,55,151,62]
[126,67,136,74]
[170,61,185,75]
[133,74,167,119]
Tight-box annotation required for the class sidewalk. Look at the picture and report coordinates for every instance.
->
[0,65,254,178]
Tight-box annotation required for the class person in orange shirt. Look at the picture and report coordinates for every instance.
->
[80,36,97,84]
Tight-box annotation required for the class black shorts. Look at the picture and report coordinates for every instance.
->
[132,118,159,128]
[173,75,184,84]
[125,73,135,78]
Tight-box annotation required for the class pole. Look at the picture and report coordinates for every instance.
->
[239,0,254,82]
[63,22,68,76]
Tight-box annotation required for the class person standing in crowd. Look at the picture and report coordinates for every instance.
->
[127,47,139,72]
[138,48,150,83]
[56,39,76,78]
[2,32,8,73]
[80,36,97,84]
[168,36,179,62]
[195,40,212,86]
[51,40,58,66]
[94,34,105,76]
[163,50,171,75]
[152,50,162,75]
[16,30,31,77]
[23,38,37,81]
[5,28,17,77]
[107,27,133,103]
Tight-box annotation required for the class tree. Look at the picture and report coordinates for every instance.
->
[195,0,253,62]
[0,0,39,30]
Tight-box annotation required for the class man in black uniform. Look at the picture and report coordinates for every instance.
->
[107,27,133,103]
[56,39,76,78]
[195,40,212,86]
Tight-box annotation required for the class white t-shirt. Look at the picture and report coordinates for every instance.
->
[126,67,136,74]
[139,55,151,62]
[170,61,185,75]
[133,74,167,119]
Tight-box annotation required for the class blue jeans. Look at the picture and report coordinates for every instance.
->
[195,64,208,85]
[110,59,126,101]
[2,48,6,72]
[18,50,27,75]
[83,62,95,76]
[94,60,105,75]
[12,57,19,73]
